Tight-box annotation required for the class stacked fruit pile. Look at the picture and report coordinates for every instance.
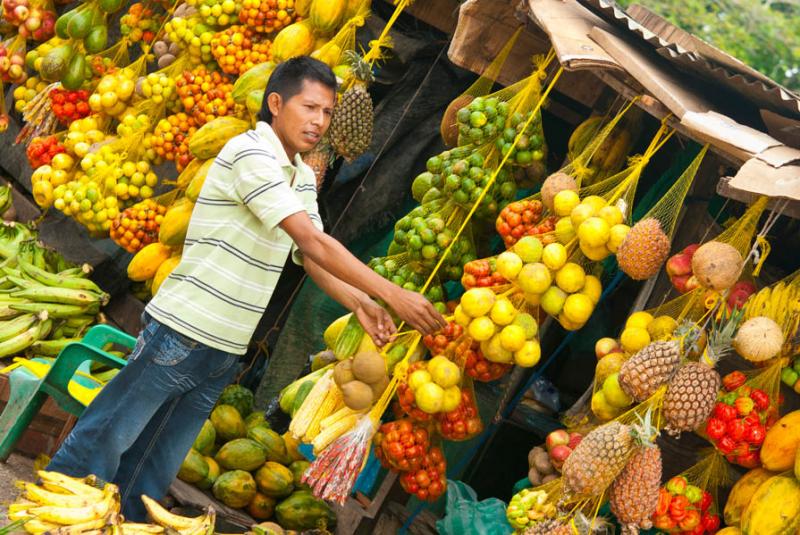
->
[495,199,557,248]
[179,384,336,530]
[525,429,583,487]
[651,476,720,533]
[566,113,637,186]
[369,258,447,313]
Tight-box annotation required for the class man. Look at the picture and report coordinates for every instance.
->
[48,56,446,520]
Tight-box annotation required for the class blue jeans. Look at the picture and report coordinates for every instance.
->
[47,314,239,521]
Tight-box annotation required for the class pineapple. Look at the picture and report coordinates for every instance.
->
[618,340,681,401]
[302,138,334,189]
[662,310,742,436]
[609,442,662,534]
[524,519,571,535]
[525,514,612,535]
[616,218,671,280]
[562,412,656,498]
[329,51,374,162]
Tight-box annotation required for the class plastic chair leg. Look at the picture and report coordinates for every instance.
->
[0,388,47,462]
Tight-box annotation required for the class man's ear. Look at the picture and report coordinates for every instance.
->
[267,92,282,121]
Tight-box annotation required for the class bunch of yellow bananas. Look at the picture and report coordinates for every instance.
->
[567,114,637,186]
[6,471,216,535]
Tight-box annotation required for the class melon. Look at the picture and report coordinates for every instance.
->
[691,241,743,291]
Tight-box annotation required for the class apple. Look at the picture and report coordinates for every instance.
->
[545,429,570,452]
[595,337,620,359]
[671,273,691,293]
[666,252,692,277]
[549,444,572,469]
[682,243,700,256]
[568,432,582,449]
[684,275,700,292]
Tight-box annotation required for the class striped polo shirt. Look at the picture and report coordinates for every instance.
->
[146,121,323,354]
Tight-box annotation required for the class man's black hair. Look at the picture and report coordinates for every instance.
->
[258,56,337,124]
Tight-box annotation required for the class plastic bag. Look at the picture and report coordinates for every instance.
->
[437,480,513,535]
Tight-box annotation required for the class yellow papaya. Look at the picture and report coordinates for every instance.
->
[271,20,315,63]
[188,117,251,160]
[232,61,275,105]
[741,476,800,535]
[724,467,775,526]
[152,255,181,296]
[128,242,171,281]
[345,0,370,19]
[186,159,214,202]
[717,529,742,535]
[760,410,800,472]
[294,0,312,16]
[176,158,203,190]
[159,199,194,248]
[309,0,346,34]
[323,314,350,349]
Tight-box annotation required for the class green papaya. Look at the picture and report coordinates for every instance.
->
[232,61,275,104]
[177,448,208,484]
[275,490,336,530]
[62,53,86,90]
[55,11,74,39]
[84,26,108,54]
[247,426,290,465]
[210,404,246,442]
[245,412,269,431]
[215,438,267,471]
[212,470,257,509]
[66,8,93,39]
[254,462,294,498]
[196,457,221,490]
[217,384,254,418]
[288,461,310,491]
[41,44,73,82]
[193,419,216,456]
[98,0,124,13]
[89,6,105,28]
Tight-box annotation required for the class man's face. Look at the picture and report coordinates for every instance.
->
[271,79,335,154]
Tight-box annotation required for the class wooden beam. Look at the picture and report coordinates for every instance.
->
[717,177,800,220]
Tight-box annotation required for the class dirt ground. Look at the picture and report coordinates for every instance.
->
[0,454,35,523]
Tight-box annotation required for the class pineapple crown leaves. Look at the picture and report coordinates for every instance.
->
[675,320,704,359]
[571,513,612,535]
[343,49,376,84]
[706,307,745,364]
[629,410,659,447]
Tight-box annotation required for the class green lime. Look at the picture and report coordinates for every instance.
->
[426,155,443,173]
[421,245,439,260]
[408,235,423,250]
[419,228,436,244]
[453,190,469,205]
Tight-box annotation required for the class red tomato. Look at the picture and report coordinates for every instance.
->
[701,512,720,532]
[726,419,747,442]
[744,424,766,445]
[705,418,726,440]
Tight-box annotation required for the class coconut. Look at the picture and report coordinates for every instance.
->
[733,316,784,362]
[691,241,743,291]
[541,172,578,212]
[440,94,473,147]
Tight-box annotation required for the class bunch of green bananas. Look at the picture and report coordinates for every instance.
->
[6,470,216,535]
[0,184,13,218]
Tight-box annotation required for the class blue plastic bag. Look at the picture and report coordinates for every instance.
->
[436,480,513,535]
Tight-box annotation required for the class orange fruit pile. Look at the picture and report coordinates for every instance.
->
[110,199,167,253]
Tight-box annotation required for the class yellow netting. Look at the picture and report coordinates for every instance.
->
[740,267,800,356]
[312,8,369,70]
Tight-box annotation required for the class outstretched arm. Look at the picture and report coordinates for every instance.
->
[304,258,396,347]
[280,212,446,335]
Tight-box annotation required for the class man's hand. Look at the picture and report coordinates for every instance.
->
[354,299,397,348]
[384,287,447,336]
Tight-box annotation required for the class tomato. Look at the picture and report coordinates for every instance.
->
[678,509,701,530]
[701,512,720,532]
[749,389,770,411]
[726,419,746,442]
[705,418,726,440]
[669,495,690,521]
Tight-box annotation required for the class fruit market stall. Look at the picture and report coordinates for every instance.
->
[1,0,800,533]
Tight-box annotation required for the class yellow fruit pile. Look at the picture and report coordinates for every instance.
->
[454,286,541,368]
[31,153,75,209]
[63,116,106,159]
[88,69,137,118]
[12,77,48,113]
[137,72,177,108]
[165,16,215,66]
[407,356,463,414]
[551,191,631,262]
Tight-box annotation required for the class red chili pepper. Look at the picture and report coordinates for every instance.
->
[713,403,737,422]
[722,370,746,391]
[726,419,747,442]
[750,389,770,411]
[705,418,726,440]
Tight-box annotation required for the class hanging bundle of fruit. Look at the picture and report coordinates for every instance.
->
[120,1,164,45]
[369,258,447,313]
[3,0,57,42]
[12,76,49,113]
[0,35,29,84]
[238,0,297,33]
[210,25,271,76]
[652,475,720,533]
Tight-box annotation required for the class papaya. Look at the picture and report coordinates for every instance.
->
[309,0,346,35]
[215,438,267,471]
[177,448,208,484]
[61,53,86,90]
[254,462,294,498]
[247,426,290,465]
[274,490,336,530]
[84,26,108,54]
[158,199,194,248]
[55,11,74,39]
[760,410,800,472]
[151,255,180,296]
[210,404,247,442]
[271,21,315,63]
[323,314,350,349]
[717,529,742,535]
[41,44,74,82]
[247,492,277,520]
[724,467,775,526]
[252,522,284,535]
[232,61,275,105]
[175,158,204,190]
[188,117,250,160]
[246,89,264,117]
[213,470,257,509]
[127,242,171,281]
[217,384,255,418]
[99,0,124,12]
[193,419,217,456]
[185,159,213,202]
[288,461,310,490]
[294,0,312,17]
[245,411,268,430]
[66,8,93,39]
[196,457,221,490]
[282,432,305,462]
[741,476,800,534]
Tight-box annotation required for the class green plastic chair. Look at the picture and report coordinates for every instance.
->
[0,324,136,461]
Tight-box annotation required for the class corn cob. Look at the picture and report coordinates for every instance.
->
[289,371,333,439]
[304,385,343,441]
[320,406,362,430]
[312,414,358,454]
